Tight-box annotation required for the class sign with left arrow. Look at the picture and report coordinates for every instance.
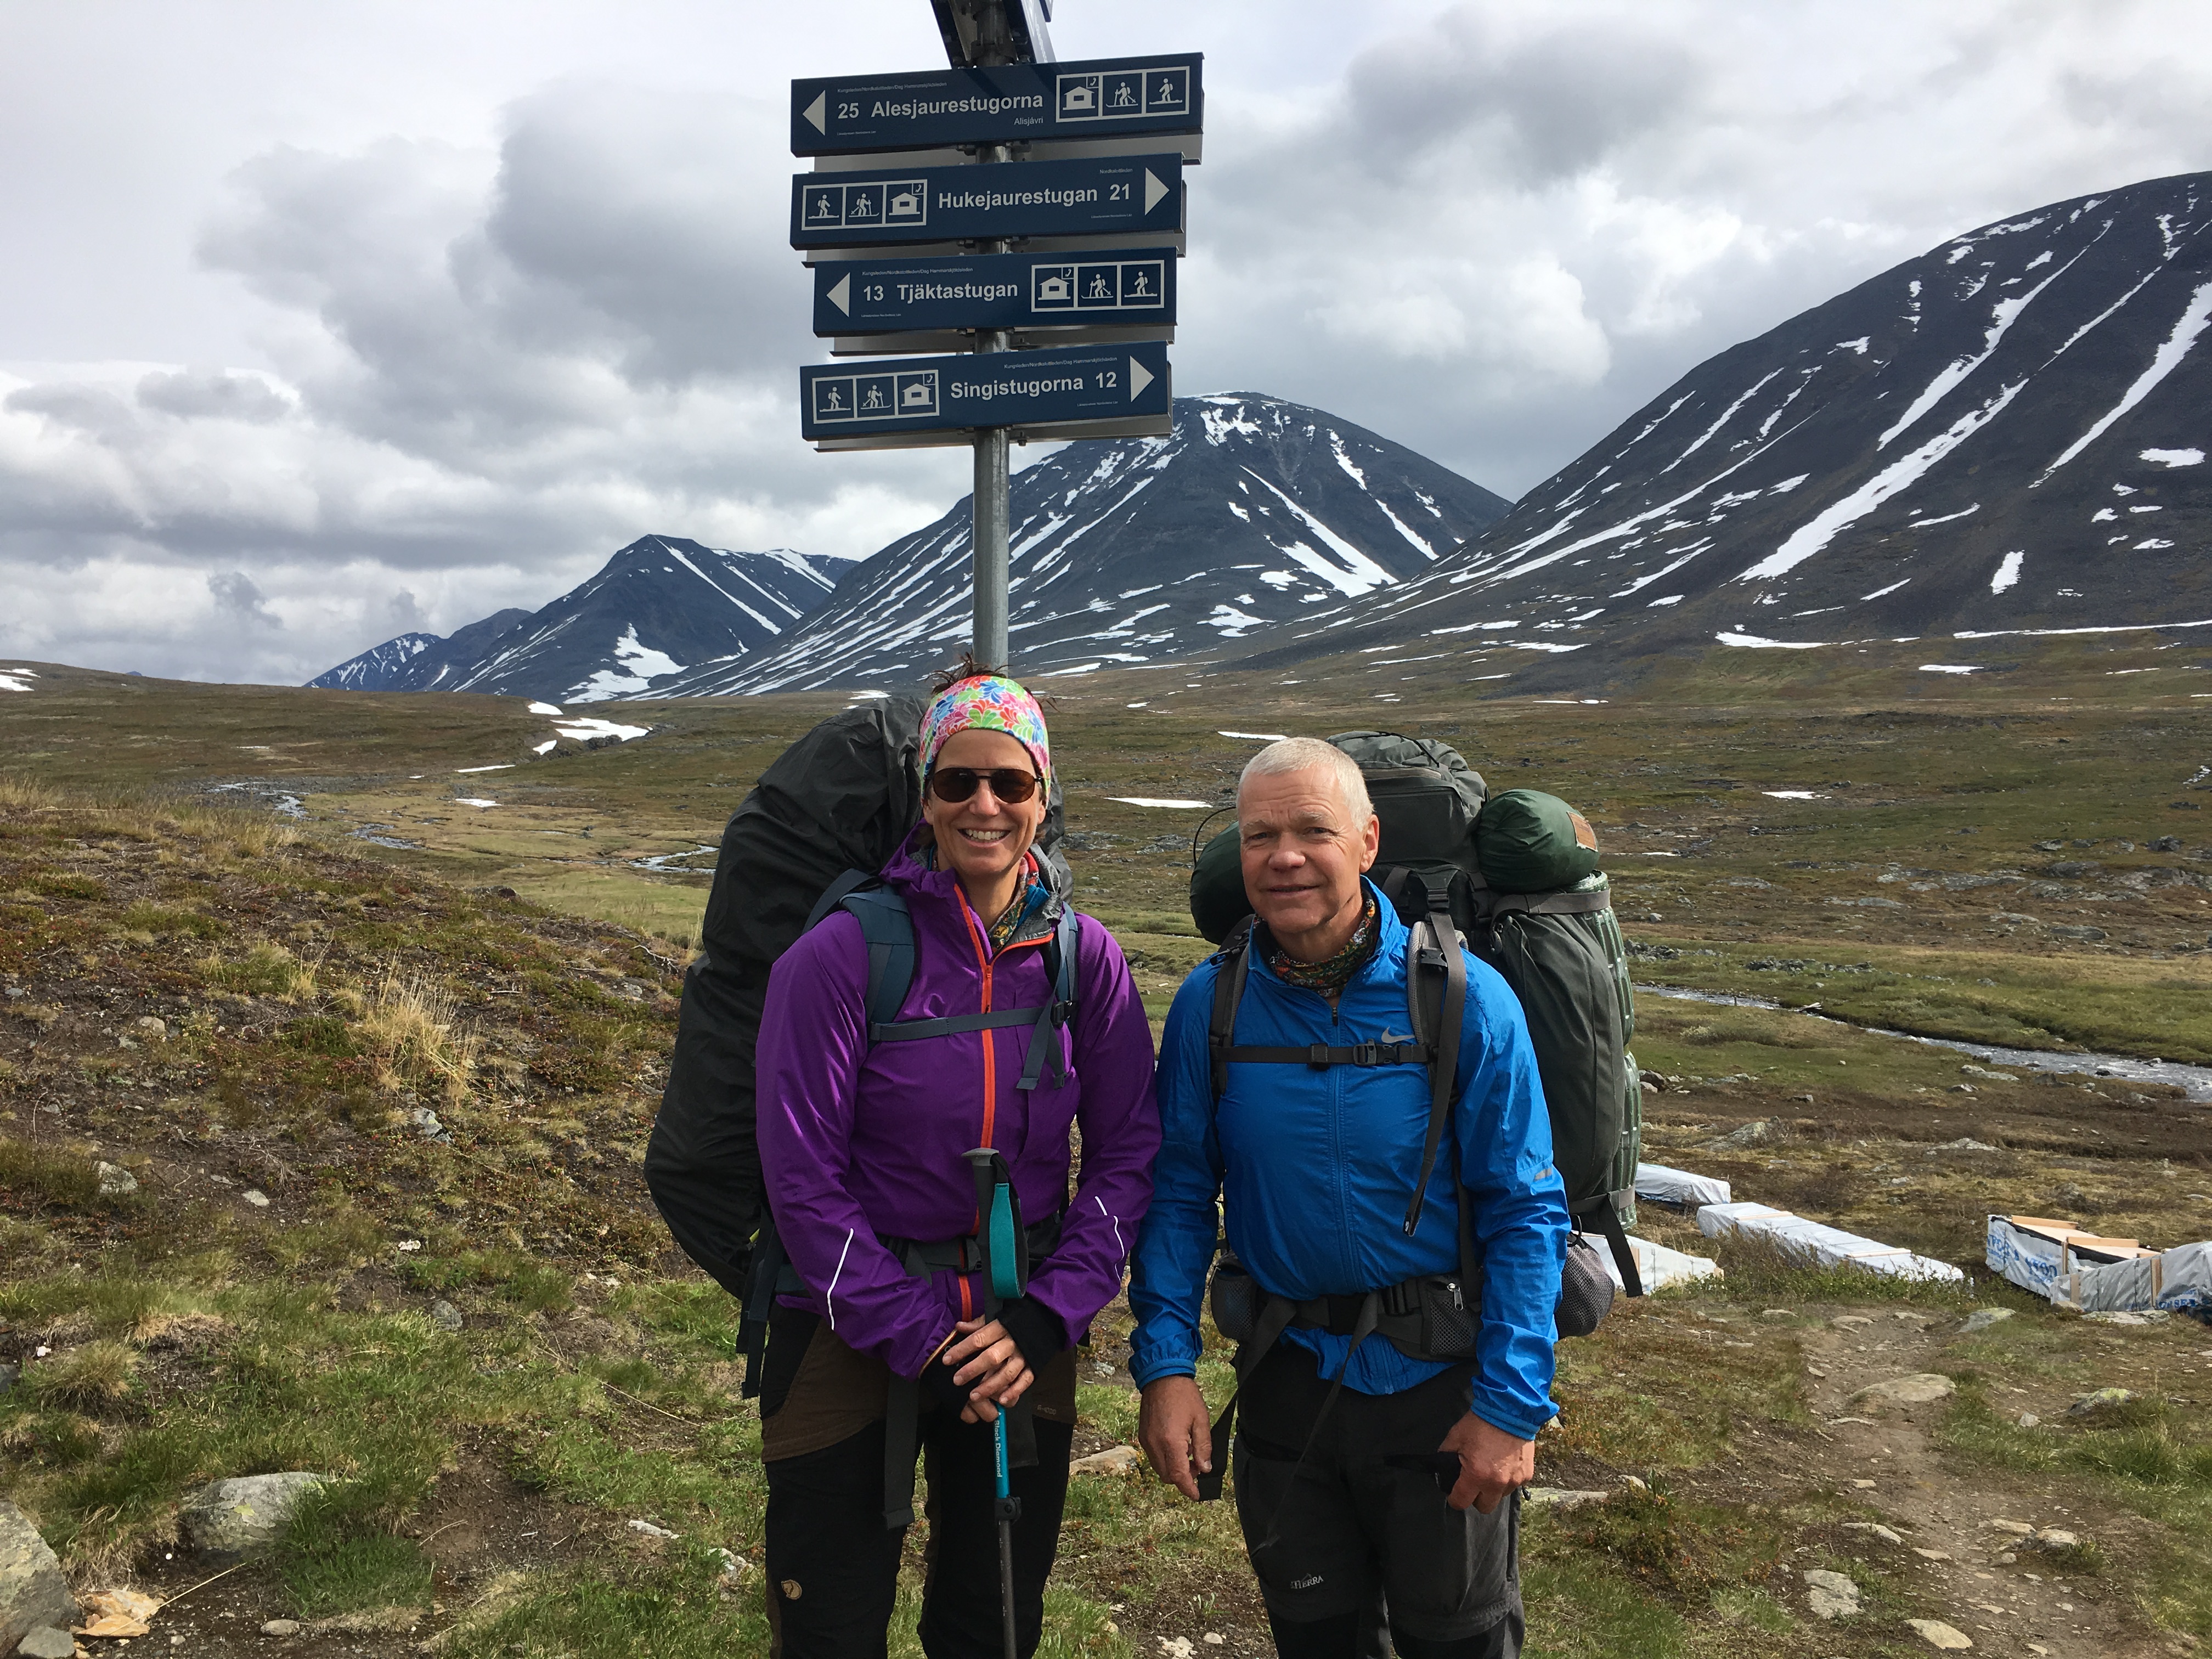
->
[814,246,1178,337]
[792,53,1204,155]
[801,338,1170,443]
[791,154,1181,250]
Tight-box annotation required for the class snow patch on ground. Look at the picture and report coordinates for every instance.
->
[0,672,35,693]
[527,701,565,715]
[1990,550,2025,594]
[553,716,650,742]
[456,797,499,808]
[1919,664,1985,674]
[1218,730,1289,741]
[2141,447,2204,467]
[455,764,515,774]
[1108,797,1212,809]
[1718,632,1830,650]
[1907,504,1979,528]
[1763,790,1827,799]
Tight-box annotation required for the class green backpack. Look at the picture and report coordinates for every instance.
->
[1189,732,1644,1294]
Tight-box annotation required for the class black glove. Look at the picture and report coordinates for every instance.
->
[920,1342,974,1413]
[918,1298,1069,1413]
[995,1295,1068,1374]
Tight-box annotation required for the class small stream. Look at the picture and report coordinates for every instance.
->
[1639,984,2212,1104]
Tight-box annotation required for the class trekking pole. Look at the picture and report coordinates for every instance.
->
[991,1407,1018,1659]
[964,1147,1025,1659]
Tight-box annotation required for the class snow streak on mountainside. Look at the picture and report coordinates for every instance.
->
[307,540,854,702]
[652,394,1510,695]
[1248,172,2212,672]
[308,613,531,693]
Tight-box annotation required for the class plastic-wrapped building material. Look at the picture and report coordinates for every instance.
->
[1599,1234,1724,1293]
[1988,1216,2212,1319]
[1697,1201,1966,1282]
[1634,1163,1732,1208]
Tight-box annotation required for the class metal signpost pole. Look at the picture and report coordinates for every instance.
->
[791,0,1197,677]
[973,146,1012,670]
[969,2,1015,670]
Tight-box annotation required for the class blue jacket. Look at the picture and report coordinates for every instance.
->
[1128,884,1568,1441]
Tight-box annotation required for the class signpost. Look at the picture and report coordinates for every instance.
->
[792,53,1203,155]
[814,246,1176,345]
[802,339,1170,443]
[791,2,1198,671]
[789,154,1182,250]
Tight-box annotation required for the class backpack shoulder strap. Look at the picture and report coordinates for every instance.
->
[1207,926,1255,1105]
[1013,907,1082,1093]
[1401,891,1466,1238]
[826,882,917,1035]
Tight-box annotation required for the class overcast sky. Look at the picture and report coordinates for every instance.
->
[4,0,2210,685]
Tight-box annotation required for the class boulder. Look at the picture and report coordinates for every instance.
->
[178,1473,326,1556]
[1905,1618,1974,1649]
[0,1500,77,1653]
[95,1161,138,1197]
[1849,1374,1956,1409]
[1803,1567,1860,1619]
[1960,1308,2014,1334]
[1068,1445,1140,1476]
[15,1627,76,1659]
[2066,1387,2135,1417]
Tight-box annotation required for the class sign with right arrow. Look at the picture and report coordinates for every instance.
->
[790,154,1182,250]
[800,338,1170,443]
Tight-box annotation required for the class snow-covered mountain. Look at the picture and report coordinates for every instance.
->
[650,394,1510,694]
[1239,171,2212,673]
[308,611,532,692]
[307,539,855,702]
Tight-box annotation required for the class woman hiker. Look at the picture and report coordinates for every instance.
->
[755,668,1161,1658]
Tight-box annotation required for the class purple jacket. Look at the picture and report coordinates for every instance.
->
[757,832,1160,1381]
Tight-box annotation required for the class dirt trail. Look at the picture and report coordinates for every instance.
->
[1797,1310,2171,1658]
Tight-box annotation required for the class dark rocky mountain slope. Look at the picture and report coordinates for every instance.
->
[651,393,1510,694]
[1237,171,2212,676]
[308,539,854,702]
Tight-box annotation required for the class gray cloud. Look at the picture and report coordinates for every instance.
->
[208,569,279,628]
[138,367,292,423]
[3,0,2210,685]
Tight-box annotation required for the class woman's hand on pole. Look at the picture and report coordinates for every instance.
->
[941,1317,1035,1422]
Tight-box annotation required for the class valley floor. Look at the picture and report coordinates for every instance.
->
[2,642,2208,1656]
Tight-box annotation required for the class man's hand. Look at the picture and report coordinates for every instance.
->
[1440,1414,1534,1514]
[1138,1376,1213,1500]
[938,1318,1034,1424]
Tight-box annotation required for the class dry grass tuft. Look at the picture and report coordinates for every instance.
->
[359,972,480,1102]
[30,1339,140,1410]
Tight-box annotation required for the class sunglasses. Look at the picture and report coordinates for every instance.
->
[927,766,1045,805]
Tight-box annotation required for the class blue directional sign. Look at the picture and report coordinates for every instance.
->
[791,155,1181,250]
[814,247,1177,336]
[792,53,1203,155]
[801,340,1170,441]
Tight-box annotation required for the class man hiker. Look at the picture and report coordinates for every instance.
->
[1129,737,1569,1658]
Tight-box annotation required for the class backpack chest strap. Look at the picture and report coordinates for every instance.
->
[1218,1041,1432,1069]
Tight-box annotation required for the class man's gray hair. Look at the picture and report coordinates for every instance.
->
[1237,737,1374,822]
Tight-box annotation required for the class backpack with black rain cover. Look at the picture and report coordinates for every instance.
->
[1189,731,1645,1323]
[642,693,1071,1302]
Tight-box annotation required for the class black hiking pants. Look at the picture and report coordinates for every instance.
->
[760,1307,1076,1659]
[1233,1344,1523,1659]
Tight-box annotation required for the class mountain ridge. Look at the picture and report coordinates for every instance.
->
[1229,170,2211,680]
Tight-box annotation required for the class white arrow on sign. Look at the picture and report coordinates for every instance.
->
[1142,169,1167,213]
[1128,357,1153,400]
[803,91,827,134]
[827,273,851,316]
